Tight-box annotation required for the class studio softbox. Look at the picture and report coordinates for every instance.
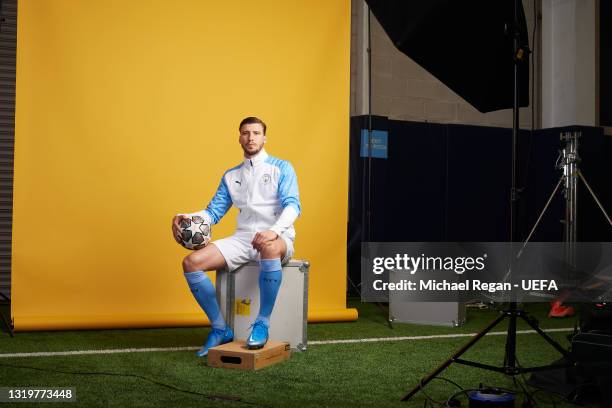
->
[366,0,530,113]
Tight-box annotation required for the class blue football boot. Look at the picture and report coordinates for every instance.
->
[196,325,234,357]
[246,320,269,349]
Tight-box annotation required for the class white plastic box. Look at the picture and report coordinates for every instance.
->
[216,260,309,351]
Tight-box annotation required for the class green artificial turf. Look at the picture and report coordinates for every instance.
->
[0,300,590,407]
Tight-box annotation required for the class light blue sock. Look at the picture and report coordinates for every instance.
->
[184,271,226,330]
[256,258,283,327]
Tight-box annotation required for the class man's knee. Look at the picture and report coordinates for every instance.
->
[183,244,227,272]
[259,240,284,259]
[183,253,204,272]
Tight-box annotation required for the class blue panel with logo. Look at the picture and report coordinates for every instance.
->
[360,129,388,159]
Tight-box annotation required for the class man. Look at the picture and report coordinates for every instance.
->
[172,116,301,357]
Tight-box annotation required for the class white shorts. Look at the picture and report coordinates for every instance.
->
[212,231,295,272]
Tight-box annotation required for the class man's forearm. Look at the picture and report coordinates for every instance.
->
[269,206,299,236]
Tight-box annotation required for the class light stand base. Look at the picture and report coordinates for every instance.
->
[401,305,571,401]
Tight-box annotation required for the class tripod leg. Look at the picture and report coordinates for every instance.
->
[577,170,612,226]
[0,293,12,337]
[401,312,506,401]
[346,275,393,329]
[0,311,13,337]
[375,302,393,329]
[519,312,571,358]
[517,177,563,259]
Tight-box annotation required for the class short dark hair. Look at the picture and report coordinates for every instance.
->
[239,116,266,134]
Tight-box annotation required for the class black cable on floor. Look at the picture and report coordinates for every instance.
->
[417,378,446,407]
[0,362,268,407]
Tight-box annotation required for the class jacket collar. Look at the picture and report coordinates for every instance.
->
[243,148,268,167]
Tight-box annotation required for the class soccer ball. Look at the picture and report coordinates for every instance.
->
[179,215,211,250]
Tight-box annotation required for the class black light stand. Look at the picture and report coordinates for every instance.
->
[401,0,572,401]
[361,6,393,329]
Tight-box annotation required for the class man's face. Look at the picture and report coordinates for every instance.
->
[239,123,266,158]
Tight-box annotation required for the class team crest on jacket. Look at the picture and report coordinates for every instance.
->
[261,174,272,184]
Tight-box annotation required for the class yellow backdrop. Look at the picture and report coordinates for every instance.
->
[12,0,356,330]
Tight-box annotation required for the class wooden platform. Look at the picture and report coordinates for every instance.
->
[207,340,290,371]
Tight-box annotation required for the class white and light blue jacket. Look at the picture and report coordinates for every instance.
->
[197,149,301,240]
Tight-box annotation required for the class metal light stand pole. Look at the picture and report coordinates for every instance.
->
[357,5,393,329]
[562,132,578,270]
